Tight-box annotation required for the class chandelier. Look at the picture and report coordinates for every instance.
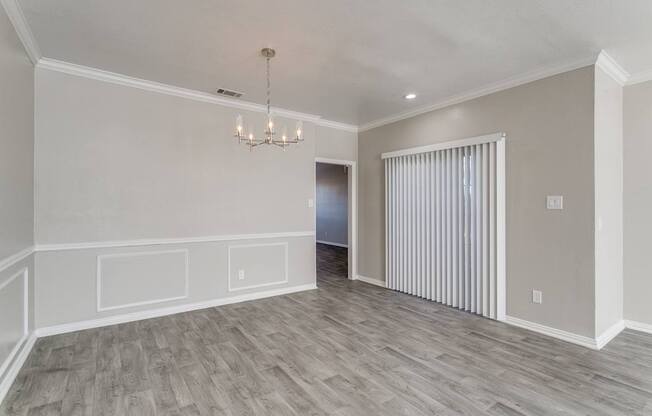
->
[234,48,303,150]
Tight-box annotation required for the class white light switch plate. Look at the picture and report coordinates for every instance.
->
[546,195,563,210]
[308,198,314,208]
[532,290,543,304]
[238,270,245,280]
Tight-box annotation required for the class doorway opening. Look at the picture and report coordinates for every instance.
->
[315,158,357,284]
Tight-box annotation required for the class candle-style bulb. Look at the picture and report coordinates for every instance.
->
[295,121,303,140]
[235,115,243,137]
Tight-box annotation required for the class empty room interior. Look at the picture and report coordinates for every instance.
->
[2,1,652,415]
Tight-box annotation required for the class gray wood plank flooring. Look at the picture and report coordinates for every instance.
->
[2,246,652,415]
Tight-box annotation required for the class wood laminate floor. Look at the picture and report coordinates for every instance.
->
[2,253,652,415]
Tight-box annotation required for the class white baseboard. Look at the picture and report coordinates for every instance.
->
[316,240,348,248]
[625,319,652,335]
[596,320,625,350]
[353,275,386,288]
[35,283,317,337]
[505,315,600,350]
[0,332,37,406]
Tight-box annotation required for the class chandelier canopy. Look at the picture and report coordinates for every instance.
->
[233,48,303,150]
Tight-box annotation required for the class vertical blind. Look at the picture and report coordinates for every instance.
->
[384,134,505,320]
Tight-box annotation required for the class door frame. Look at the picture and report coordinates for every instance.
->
[315,157,357,280]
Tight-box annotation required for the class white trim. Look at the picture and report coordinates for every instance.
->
[359,56,597,132]
[0,333,36,406]
[596,51,630,86]
[0,0,41,64]
[35,283,316,337]
[315,119,358,133]
[35,231,314,252]
[0,246,34,273]
[316,240,348,248]
[354,275,386,288]
[96,249,189,312]
[227,242,288,292]
[0,268,30,405]
[624,319,652,335]
[381,133,506,159]
[315,158,358,280]
[627,70,652,86]
[505,316,599,350]
[36,58,356,132]
[496,138,506,322]
[596,320,625,350]
[315,157,356,166]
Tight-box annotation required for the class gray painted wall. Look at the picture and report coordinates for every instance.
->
[315,126,357,161]
[35,69,316,243]
[593,66,624,336]
[624,80,652,327]
[34,68,319,327]
[358,67,596,337]
[0,5,35,393]
[0,8,33,261]
[316,163,348,246]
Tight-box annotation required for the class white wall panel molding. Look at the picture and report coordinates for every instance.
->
[0,246,34,273]
[35,283,317,338]
[35,231,315,252]
[96,249,189,312]
[0,268,30,404]
[227,242,288,292]
[36,58,357,132]
[0,0,41,64]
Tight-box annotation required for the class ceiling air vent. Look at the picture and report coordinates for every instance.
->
[216,88,243,98]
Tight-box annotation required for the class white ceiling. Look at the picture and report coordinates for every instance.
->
[18,0,652,127]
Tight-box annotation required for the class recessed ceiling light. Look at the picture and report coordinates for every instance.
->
[404,93,417,100]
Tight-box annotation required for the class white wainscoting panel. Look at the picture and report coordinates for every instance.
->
[228,242,288,292]
[0,268,28,386]
[97,249,189,312]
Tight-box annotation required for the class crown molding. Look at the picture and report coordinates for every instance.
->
[596,50,630,86]
[36,58,359,131]
[626,69,652,86]
[358,55,599,132]
[0,0,42,64]
[315,118,358,133]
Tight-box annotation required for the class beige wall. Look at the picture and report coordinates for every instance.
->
[359,67,596,337]
[624,80,652,327]
[593,66,623,335]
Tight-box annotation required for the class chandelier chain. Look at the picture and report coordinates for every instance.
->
[266,57,271,116]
